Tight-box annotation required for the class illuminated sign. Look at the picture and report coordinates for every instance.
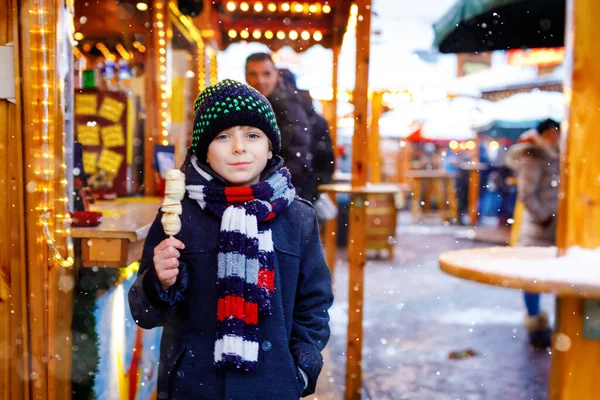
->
[507,47,565,67]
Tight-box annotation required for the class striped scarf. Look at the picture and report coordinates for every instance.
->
[185,154,296,371]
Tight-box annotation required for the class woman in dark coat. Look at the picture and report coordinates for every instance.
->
[129,80,333,399]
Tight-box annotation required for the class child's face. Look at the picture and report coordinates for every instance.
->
[206,126,273,186]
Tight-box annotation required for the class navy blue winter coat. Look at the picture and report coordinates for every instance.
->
[128,189,333,399]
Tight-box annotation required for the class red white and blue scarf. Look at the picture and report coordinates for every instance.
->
[184,153,295,371]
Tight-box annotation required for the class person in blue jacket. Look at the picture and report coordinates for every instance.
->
[128,79,333,399]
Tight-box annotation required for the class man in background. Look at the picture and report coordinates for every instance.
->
[245,53,318,201]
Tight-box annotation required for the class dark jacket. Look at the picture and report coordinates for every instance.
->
[298,90,335,190]
[268,85,316,201]
[128,187,333,399]
[506,139,559,246]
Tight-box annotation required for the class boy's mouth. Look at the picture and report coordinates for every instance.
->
[230,162,251,167]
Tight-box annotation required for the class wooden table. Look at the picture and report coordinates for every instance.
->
[71,198,161,268]
[440,246,600,399]
[406,169,458,223]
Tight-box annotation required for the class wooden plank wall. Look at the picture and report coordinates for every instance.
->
[0,0,29,399]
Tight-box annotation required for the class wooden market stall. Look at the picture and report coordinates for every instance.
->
[438,0,600,398]
[0,0,215,398]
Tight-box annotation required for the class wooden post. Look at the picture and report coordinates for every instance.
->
[468,141,480,225]
[397,141,411,184]
[468,168,479,225]
[368,91,382,183]
[324,45,340,276]
[550,0,600,398]
[346,0,371,399]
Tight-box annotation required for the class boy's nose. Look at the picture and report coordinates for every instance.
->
[232,137,246,153]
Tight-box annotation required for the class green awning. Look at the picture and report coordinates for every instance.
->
[433,0,565,54]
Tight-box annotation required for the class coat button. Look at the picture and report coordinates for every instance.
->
[261,340,272,352]
[176,370,185,379]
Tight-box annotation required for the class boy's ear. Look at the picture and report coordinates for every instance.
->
[268,150,273,160]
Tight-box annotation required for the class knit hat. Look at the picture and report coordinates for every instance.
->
[192,79,281,160]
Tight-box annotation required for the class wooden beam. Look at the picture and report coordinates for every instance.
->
[551,0,600,398]
[368,91,382,183]
[397,141,410,184]
[346,0,371,398]
[323,45,340,277]
[556,0,600,251]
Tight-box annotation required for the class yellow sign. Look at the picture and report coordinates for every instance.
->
[99,97,125,123]
[77,124,100,145]
[101,125,125,147]
[97,149,124,174]
[75,94,98,115]
[507,47,565,67]
[82,152,98,174]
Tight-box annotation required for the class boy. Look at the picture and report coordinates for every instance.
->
[128,79,333,399]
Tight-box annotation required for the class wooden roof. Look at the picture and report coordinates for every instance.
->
[73,0,150,44]
[209,1,353,52]
[72,0,353,55]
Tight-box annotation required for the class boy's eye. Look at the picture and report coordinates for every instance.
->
[247,133,260,139]
[216,134,229,140]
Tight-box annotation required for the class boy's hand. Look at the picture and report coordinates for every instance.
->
[153,238,185,291]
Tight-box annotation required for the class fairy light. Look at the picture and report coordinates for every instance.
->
[289,30,298,40]
[313,30,323,41]
[240,29,249,39]
[209,47,218,85]
[254,2,263,12]
[116,44,132,60]
[73,31,84,41]
[265,30,274,39]
[267,3,277,12]
[228,29,237,38]
[301,30,310,40]
[309,4,318,13]
[252,29,261,39]
[226,1,236,11]
[96,42,116,61]
[293,3,303,12]
[281,3,290,12]
[155,0,170,144]
[240,2,249,11]
[276,30,285,40]
[73,46,85,59]
[322,4,331,13]
[30,2,74,267]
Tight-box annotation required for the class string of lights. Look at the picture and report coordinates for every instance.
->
[225,1,331,14]
[30,1,74,268]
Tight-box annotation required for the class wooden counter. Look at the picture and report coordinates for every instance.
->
[72,198,161,267]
